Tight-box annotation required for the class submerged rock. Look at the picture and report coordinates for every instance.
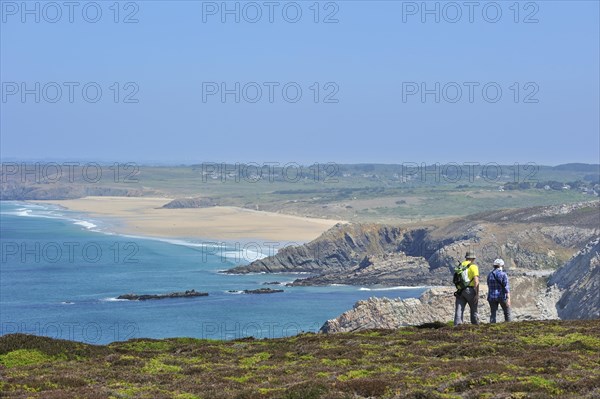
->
[117,290,208,301]
[243,288,284,294]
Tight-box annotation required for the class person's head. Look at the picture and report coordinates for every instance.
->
[493,258,505,269]
[465,251,476,261]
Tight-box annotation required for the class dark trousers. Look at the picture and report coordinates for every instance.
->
[488,300,512,323]
[454,287,479,326]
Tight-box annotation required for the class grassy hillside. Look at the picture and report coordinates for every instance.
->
[1,320,599,398]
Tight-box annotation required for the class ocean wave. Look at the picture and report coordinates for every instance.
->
[219,271,267,275]
[222,250,269,262]
[153,240,271,262]
[73,220,98,230]
[99,297,129,302]
[4,203,275,263]
[2,203,62,219]
[358,286,429,291]
[136,237,221,248]
[270,281,294,286]
[4,202,103,232]
[129,237,275,264]
[112,236,268,263]
[1,209,32,217]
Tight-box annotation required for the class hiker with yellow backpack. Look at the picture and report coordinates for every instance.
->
[453,251,480,326]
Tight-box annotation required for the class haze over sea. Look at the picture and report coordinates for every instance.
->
[0,201,425,344]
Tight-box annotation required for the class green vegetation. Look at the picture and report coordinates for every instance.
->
[141,356,183,374]
[4,163,598,223]
[136,163,598,222]
[120,339,176,353]
[240,352,271,368]
[1,320,599,398]
[0,349,57,368]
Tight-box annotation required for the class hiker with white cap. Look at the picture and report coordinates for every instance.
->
[487,258,512,323]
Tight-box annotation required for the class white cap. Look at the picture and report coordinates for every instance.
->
[493,258,505,267]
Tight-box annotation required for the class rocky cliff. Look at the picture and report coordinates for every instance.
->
[226,223,414,274]
[549,237,600,320]
[226,201,599,287]
[290,252,450,286]
[321,236,600,333]
[320,274,562,333]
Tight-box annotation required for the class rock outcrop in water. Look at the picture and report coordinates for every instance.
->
[117,290,208,301]
[243,288,284,294]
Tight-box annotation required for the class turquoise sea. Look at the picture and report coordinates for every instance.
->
[0,201,425,344]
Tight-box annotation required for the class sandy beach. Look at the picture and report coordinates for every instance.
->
[38,197,343,242]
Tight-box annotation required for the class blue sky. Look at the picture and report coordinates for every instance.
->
[1,1,599,165]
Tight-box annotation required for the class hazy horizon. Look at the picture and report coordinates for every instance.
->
[0,157,599,169]
[1,1,599,164]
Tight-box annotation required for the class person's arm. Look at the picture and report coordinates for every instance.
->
[504,274,510,305]
[473,275,479,294]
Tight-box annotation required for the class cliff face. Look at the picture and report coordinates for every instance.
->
[226,223,414,274]
[321,238,600,333]
[320,288,456,333]
[320,275,562,333]
[549,238,600,320]
[290,252,449,286]
[226,202,599,288]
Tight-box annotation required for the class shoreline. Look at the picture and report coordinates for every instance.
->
[32,196,344,243]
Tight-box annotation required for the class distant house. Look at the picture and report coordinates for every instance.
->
[562,185,571,190]
[498,186,504,192]
[544,185,551,190]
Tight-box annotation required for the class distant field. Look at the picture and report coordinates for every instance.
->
[1,162,598,223]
